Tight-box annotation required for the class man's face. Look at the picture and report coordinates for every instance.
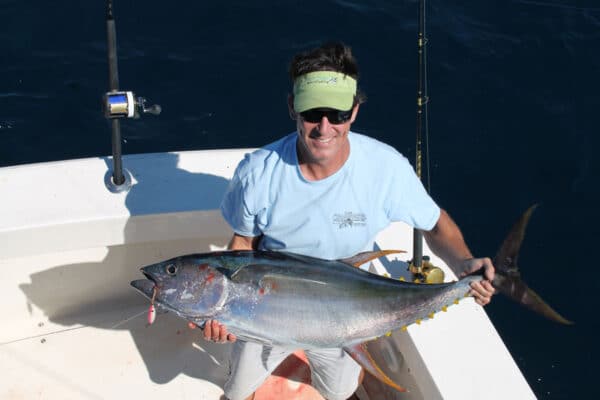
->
[290,99,359,165]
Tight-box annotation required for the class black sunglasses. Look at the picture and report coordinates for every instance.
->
[299,108,353,124]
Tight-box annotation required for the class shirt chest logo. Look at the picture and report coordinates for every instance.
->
[333,212,367,229]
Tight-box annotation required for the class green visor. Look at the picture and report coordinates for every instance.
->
[293,71,357,113]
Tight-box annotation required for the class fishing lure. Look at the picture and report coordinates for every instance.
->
[147,286,157,325]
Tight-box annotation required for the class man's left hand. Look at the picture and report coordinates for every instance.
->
[459,257,495,306]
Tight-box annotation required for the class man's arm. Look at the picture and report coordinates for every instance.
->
[195,233,261,343]
[228,233,261,250]
[423,209,495,305]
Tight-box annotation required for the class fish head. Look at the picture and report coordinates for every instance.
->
[131,256,228,319]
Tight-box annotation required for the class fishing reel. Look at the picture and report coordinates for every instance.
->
[103,90,161,119]
[409,255,445,284]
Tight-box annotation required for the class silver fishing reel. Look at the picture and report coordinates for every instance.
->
[103,91,161,119]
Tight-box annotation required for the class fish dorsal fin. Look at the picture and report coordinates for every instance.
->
[343,342,407,392]
[340,250,405,268]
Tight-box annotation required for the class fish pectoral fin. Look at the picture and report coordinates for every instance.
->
[230,265,329,294]
[343,343,407,392]
[229,264,282,284]
[340,250,406,268]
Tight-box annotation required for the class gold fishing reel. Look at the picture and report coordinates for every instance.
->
[409,256,445,284]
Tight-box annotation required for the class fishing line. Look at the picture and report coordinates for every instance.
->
[423,5,432,195]
[0,326,91,346]
[418,0,432,194]
[0,309,149,347]
[110,308,147,329]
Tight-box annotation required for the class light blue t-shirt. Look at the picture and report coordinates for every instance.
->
[221,132,440,260]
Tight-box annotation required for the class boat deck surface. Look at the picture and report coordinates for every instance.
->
[0,151,535,399]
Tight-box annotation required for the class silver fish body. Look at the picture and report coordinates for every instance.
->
[132,250,476,349]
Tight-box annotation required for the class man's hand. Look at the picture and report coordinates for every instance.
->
[459,257,496,306]
[188,319,237,343]
[424,210,495,306]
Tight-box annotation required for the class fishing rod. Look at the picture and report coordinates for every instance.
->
[102,0,161,192]
[410,0,443,284]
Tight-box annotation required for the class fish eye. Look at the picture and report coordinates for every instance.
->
[165,264,177,276]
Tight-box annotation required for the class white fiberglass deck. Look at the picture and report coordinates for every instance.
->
[0,150,535,399]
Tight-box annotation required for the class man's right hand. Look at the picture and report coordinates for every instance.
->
[189,319,237,343]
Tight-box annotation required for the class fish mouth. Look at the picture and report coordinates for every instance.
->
[130,271,156,300]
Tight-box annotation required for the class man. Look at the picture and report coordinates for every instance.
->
[199,42,495,400]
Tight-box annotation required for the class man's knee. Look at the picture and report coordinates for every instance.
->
[307,350,362,400]
[311,372,360,400]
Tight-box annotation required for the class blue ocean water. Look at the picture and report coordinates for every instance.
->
[1,1,598,398]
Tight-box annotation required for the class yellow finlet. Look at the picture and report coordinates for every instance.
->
[428,312,435,319]
[441,305,448,312]
[453,298,460,305]
[415,319,422,325]
[385,331,392,337]
[401,325,408,331]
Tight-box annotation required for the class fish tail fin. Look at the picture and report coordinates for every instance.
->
[492,205,573,325]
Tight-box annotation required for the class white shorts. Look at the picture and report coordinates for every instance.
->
[224,341,362,400]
